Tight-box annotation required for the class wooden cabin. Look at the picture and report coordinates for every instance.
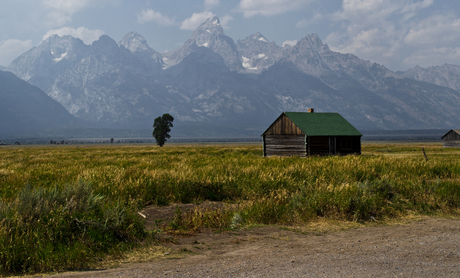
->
[441,129,460,148]
[262,110,362,157]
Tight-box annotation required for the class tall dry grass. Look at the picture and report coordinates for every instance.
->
[1,142,460,274]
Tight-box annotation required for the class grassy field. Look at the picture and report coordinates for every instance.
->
[1,141,460,274]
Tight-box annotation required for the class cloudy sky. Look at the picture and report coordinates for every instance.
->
[1,0,459,71]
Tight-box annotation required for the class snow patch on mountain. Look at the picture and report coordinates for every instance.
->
[258,37,268,43]
[162,16,241,71]
[242,56,258,70]
[282,40,297,47]
[54,52,67,62]
[237,32,282,73]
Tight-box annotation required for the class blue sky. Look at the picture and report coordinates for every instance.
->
[1,0,459,71]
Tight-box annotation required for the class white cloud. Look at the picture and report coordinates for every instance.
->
[296,13,324,28]
[43,27,104,45]
[180,11,215,30]
[0,39,33,66]
[204,0,219,10]
[237,0,314,17]
[404,14,460,47]
[137,9,176,26]
[43,0,92,14]
[330,27,399,59]
[327,23,402,68]
[332,0,434,28]
[333,0,401,25]
[324,0,439,69]
[400,0,433,14]
[403,47,460,68]
[220,15,234,29]
[45,11,72,26]
[42,0,94,26]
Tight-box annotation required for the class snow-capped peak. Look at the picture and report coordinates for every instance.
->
[193,16,224,36]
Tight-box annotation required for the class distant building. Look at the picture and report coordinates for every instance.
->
[441,129,460,148]
[262,109,362,157]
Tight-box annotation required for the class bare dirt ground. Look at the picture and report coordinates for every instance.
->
[37,203,460,277]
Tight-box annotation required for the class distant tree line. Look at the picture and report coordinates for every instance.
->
[0,139,160,145]
[50,140,66,144]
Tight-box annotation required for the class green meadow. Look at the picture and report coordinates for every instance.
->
[1,142,460,274]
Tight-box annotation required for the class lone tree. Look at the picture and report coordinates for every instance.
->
[152,113,174,147]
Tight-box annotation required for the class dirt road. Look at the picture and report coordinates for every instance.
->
[41,217,460,277]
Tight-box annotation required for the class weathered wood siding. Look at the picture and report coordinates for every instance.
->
[264,135,306,157]
[443,130,460,141]
[264,114,304,135]
[443,141,460,148]
[443,130,460,148]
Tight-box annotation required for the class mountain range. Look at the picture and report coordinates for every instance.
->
[4,16,460,137]
[0,70,80,136]
[398,64,460,92]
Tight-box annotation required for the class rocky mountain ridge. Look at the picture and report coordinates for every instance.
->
[5,16,460,135]
[236,31,282,73]
[162,17,241,71]
[398,64,460,93]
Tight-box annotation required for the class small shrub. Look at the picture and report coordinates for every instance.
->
[0,181,146,274]
[168,206,183,230]
[167,206,233,232]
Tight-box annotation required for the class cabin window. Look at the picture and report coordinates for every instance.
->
[340,138,352,150]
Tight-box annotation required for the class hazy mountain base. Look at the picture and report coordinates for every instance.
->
[0,126,449,144]
[0,71,81,134]
[0,122,265,141]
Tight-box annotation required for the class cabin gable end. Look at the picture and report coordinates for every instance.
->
[263,113,304,135]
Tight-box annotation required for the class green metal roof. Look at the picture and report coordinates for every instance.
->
[284,112,362,136]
